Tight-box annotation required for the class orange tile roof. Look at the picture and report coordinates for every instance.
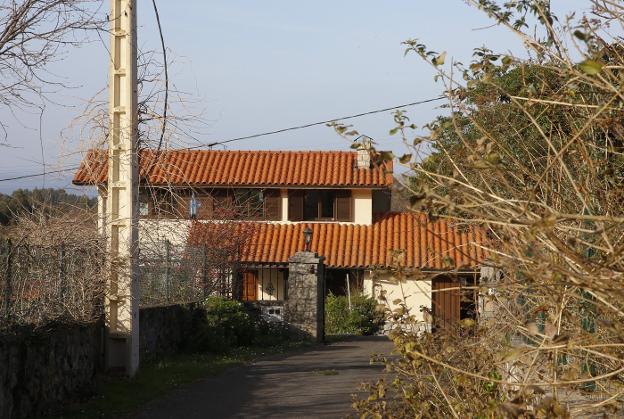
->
[72,149,393,188]
[188,212,486,270]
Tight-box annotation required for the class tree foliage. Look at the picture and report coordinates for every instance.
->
[0,188,96,226]
[349,1,624,417]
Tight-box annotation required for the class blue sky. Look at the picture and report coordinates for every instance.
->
[0,0,588,193]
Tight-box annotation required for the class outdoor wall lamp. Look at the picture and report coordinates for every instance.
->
[303,227,313,252]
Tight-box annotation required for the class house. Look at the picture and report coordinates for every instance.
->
[73,147,486,329]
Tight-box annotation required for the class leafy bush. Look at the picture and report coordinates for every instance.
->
[192,297,291,353]
[325,293,384,336]
[193,297,255,353]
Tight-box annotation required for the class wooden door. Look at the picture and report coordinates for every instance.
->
[242,271,258,301]
[432,276,461,329]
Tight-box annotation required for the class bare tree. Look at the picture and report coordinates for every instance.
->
[0,0,105,140]
[0,208,106,329]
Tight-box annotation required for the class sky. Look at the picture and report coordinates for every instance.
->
[0,0,589,194]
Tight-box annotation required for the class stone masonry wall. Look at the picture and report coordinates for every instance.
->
[285,252,325,342]
[139,303,205,361]
[0,303,205,419]
[0,322,102,419]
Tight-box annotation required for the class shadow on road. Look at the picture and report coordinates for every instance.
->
[133,335,393,419]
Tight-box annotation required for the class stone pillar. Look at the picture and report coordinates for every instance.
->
[478,264,504,322]
[285,252,325,343]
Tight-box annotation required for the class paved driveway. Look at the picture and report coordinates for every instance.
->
[134,336,393,419]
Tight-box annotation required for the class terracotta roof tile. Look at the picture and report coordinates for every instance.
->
[73,149,393,188]
[188,212,486,270]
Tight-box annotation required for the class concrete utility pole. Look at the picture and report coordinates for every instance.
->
[106,0,139,376]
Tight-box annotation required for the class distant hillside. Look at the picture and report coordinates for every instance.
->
[0,188,96,226]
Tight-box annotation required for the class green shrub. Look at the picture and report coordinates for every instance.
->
[192,297,292,353]
[325,293,384,336]
[193,297,255,353]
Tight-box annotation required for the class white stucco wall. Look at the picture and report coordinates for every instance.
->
[363,271,432,325]
[138,219,192,248]
[353,189,373,225]
[280,189,289,222]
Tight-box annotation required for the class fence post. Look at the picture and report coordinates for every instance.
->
[2,239,13,324]
[165,239,171,303]
[202,244,208,298]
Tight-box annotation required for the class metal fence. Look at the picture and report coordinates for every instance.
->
[139,240,234,307]
[0,238,238,328]
[0,239,106,330]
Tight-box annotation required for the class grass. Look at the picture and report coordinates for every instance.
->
[56,342,312,419]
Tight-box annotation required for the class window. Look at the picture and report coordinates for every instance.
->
[233,188,264,219]
[139,190,178,218]
[184,188,281,221]
[304,190,336,220]
[137,188,281,220]
[289,189,352,221]
[232,188,281,220]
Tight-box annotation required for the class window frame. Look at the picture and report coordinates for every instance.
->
[295,189,352,222]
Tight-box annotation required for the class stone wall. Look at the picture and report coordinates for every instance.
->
[139,303,205,361]
[0,322,102,419]
[285,252,325,342]
[0,303,206,419]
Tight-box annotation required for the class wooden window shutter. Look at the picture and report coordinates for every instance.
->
[335,190,352,221]
[213,190,233,219]
[197,194,214,219]
[288,190,304,221]
[175,191,189,218]
[264,189,281,221]
[155,190,175,218]
[432,276,461,329]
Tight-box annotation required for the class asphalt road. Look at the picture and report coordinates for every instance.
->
[133,336,393,419]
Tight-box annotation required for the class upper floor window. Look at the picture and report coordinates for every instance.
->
[288,189,352,222]
[139,188,281,221]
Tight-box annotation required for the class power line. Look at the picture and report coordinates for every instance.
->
[187,96,445,150]
[0,96,445,183]
[0,166,80,183]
